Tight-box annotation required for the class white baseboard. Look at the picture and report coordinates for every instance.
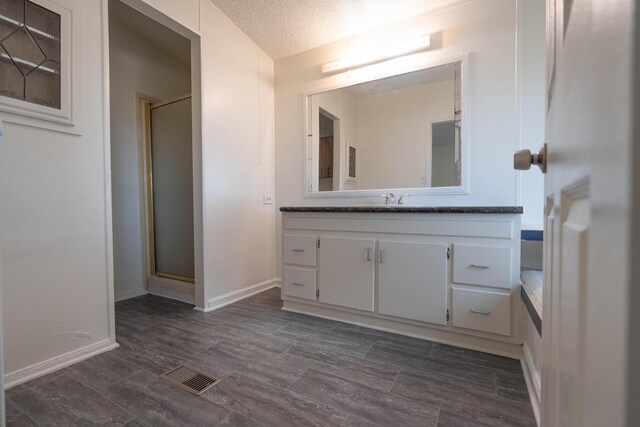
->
[4,338,118,390]
[521,353,541,426]
[115,288,148,302]
[195,278,281,312]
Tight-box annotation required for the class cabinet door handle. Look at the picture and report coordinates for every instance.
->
[292,282,305,287]
[292,249,305,252]
[366,247,373,261]
[471,308,491,315]
[379,249,385,263]
[469,264,490,269]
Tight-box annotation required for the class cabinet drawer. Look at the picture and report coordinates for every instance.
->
[283,235,317,267]
[283,266,317,300]
[453,244,512,289]
[451,287,511,336]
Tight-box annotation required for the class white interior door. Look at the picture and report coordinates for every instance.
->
[541,1,635,426]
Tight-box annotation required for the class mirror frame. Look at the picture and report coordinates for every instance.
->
[303,51,470,199]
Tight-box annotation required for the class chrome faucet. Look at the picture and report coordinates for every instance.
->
[380,193,396,205]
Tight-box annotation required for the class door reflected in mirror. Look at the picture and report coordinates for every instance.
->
[431,120,457,187]
[307,61,462,193]
[318,109,337,191]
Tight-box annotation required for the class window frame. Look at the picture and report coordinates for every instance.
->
[0,0,72,127]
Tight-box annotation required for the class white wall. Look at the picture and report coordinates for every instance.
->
[276,0,518,206]
[197,0,276,310]
[357,79,454,189]
[0,0,116,386]
[516,0,545,228]
[275,0,519,275]
[1,0,276,385]
[109,17,191,302]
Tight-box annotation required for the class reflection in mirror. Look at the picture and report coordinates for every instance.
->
[431,120,456,187]
[307,61,462,192]
[319,109,336,191]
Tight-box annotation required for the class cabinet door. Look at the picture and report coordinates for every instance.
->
[318,237,375,312]
[378,241,448,325]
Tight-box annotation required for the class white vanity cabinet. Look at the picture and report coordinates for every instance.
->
[280,208,523,357]
[318,237,376,312]
[378,241,449,325]
[282,234,317,301]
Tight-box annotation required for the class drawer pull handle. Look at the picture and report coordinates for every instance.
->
[471,308,491,315]
[469,264,490,269]
[292,249,305,253]
[366,248,373,261]
[379,249,385,263]
[292,282,305,287]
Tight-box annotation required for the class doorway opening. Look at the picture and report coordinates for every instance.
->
[108,0,201,305]
[430,119,457,187]
[318,108,341,192]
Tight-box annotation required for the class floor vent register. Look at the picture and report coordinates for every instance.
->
[160,364,220,396]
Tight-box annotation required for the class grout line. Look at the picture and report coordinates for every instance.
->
[284,366,310,391]
[6,396,42,427]
[193,340,224,356]
[388,370,401,393]
[427,342,437,357]
[277,342,297,358]
[358,343,375,360]
[99,367,148,390]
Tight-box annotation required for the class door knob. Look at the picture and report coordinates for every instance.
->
[514,143,547,173]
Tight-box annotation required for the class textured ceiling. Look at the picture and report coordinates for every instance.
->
[209,0,467,60]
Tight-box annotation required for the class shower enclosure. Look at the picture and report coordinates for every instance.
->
[145,94,194,283]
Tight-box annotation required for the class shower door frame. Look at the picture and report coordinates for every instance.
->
[143,92,195,284]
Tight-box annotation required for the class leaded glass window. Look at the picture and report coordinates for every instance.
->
[0,0,61,109]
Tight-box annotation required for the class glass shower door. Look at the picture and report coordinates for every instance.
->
[147,95,194,282]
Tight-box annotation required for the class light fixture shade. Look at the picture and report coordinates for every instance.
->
[321,35,431,74]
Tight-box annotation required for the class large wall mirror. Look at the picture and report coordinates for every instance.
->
[305,54,469,197]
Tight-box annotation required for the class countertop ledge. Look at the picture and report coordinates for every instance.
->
[280,206,523,214]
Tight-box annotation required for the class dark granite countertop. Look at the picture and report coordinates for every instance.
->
[280,206,523,214]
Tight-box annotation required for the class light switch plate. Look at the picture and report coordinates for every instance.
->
[263,194,273,205]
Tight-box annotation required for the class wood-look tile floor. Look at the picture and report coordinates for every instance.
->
[6,288,536,426]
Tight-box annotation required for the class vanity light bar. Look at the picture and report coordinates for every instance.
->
[321,34,431,74]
